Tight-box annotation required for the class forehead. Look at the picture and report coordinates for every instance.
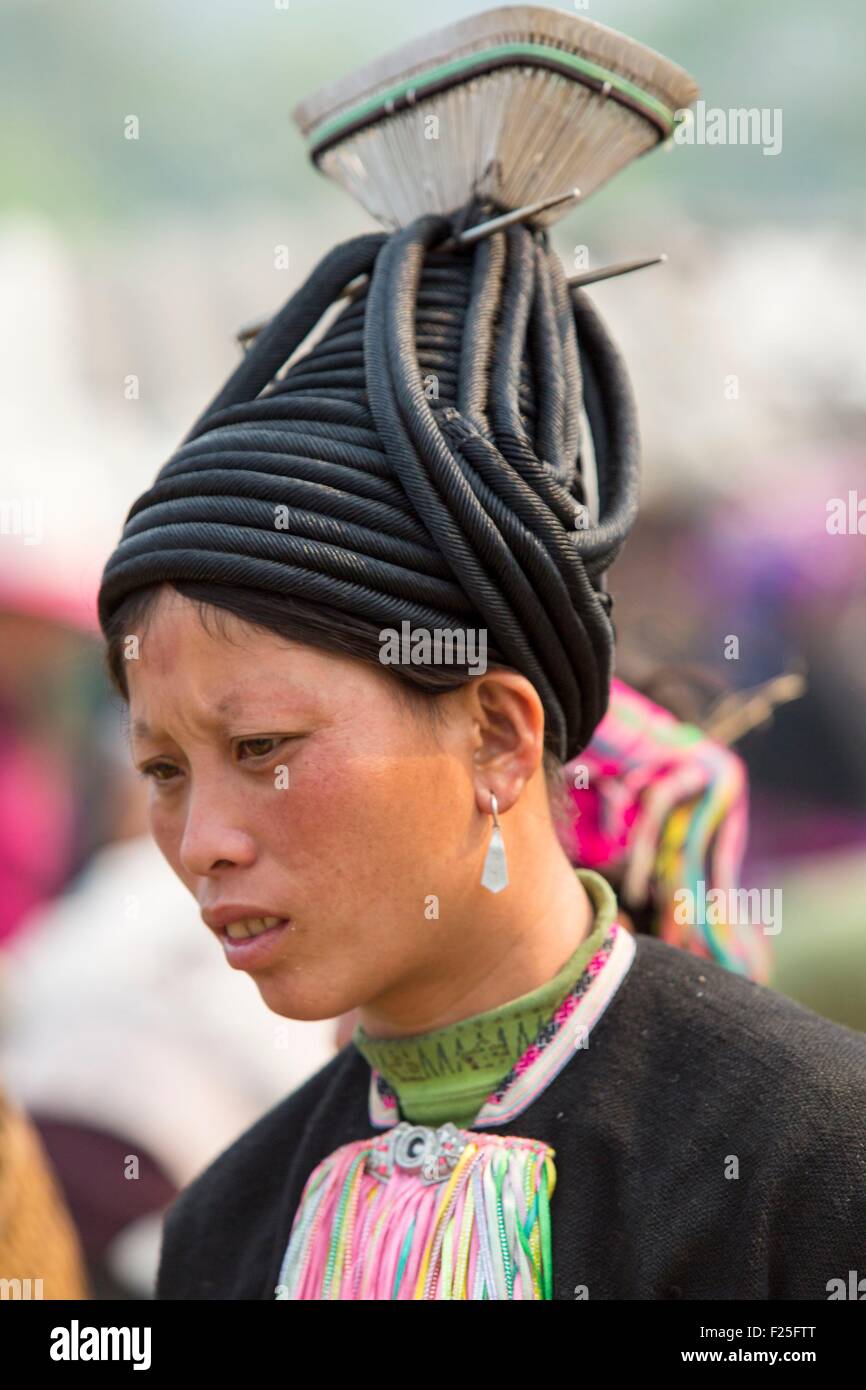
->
[123,590,379,734]
[126,592,291,709]
[131,591,264,669]
[129,589,315,670]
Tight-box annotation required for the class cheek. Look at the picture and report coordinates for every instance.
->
[147,792,189,880]
[275,739,462,889]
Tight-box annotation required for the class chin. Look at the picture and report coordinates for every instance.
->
[253,974,358,1025]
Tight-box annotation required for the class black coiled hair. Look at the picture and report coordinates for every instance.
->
[99,209,641,763]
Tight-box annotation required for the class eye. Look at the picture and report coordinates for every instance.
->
[140,761,181,783]
[236,736,285,761]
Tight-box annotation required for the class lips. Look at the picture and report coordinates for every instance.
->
[201,905,290,938]
[200,905,294,972]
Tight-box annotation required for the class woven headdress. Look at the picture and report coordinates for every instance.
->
[98,5,698,764]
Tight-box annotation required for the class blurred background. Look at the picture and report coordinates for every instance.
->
[0,0,864,1297]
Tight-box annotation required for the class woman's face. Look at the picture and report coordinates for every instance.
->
[125,586,486,1022]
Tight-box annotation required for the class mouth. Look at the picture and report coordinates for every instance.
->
[201,908,293,971]
[219,917,294,973]
[223,914,285,941]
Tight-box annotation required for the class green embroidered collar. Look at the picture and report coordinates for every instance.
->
[352,868,618,1128]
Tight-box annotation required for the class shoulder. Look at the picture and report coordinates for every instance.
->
[155,1043,363,1298]
[623,932,866,1097]
[612,936,866,1294]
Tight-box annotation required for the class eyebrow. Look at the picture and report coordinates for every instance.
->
[130,692,246,743]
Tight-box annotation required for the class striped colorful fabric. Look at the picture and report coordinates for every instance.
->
[276,1128,556,1300]
[565,677,771,982]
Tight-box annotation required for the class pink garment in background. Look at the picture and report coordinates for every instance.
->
[0,727,75,947]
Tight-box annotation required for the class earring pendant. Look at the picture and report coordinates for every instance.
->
[481,792,509,893]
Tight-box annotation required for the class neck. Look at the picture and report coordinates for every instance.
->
[357,817,594,1040]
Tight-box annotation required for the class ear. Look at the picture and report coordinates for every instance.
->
[465,670,545,815]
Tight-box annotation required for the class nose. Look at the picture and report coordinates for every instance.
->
[178,786,257,878]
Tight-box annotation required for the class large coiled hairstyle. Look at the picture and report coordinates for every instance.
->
[99,209,641,771]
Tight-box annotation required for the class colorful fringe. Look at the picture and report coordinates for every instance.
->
[276,1127,556,1299]
[566,677,771,983]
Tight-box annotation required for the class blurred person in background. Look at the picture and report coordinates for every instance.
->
[610,458,866,1033]
[0,583,106,949]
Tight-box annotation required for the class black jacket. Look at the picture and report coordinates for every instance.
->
[155,935,866,1300]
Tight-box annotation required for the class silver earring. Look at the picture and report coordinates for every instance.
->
[480,792,509,894]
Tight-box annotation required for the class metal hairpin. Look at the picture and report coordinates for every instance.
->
[567,253,667,289]
[450,186,582,249]
[236,189,593,351]
[237,319,265,351]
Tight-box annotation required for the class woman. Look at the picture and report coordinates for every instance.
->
[97,11,866,1300]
